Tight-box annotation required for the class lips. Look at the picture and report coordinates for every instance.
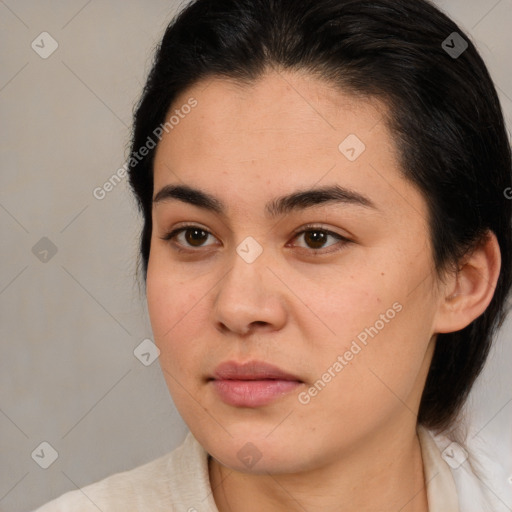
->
[210,360,303,408]
[212,360,303,381]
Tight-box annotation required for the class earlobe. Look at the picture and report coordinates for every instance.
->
[433,231,501,334]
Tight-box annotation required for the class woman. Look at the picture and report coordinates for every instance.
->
[34,0,512,510]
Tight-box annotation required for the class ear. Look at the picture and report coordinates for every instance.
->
[433,230,501,334]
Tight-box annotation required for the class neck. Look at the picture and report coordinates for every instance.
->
[209,420,428,512]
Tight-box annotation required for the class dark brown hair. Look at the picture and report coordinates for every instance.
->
[127,0,512,431]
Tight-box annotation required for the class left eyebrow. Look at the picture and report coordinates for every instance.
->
[152,183,377,218]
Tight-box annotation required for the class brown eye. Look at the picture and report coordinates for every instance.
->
[292,227,348,252]
[302,230,329,249]
[160,225,217,250]
[183,227,209,247]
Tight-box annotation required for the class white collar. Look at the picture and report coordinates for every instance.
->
[418,425,460,511]
[172,429,498,512]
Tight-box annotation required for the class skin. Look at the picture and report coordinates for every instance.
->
[146,69,501,512]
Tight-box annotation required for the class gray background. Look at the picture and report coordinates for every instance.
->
[0,1,511,511]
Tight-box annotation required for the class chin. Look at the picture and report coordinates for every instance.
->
[193,423,314,474]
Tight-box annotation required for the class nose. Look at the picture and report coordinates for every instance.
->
[212,244,288,336]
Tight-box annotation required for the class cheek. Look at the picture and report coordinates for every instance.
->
[298,306,433,446]
[146,277,207,409]
[147,278,192,337]
[316,288,435,414]
[146,256,204,362]
[292,259,396,348]
[296,249,435,392]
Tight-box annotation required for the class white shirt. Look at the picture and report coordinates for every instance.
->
[32,426,503,511]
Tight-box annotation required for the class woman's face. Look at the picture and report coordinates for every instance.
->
[147,70,444,473]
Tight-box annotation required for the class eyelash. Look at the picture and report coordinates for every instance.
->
[159,223,351,256]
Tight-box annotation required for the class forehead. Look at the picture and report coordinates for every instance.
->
[161,70,386,154]
[152,70,426,224]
